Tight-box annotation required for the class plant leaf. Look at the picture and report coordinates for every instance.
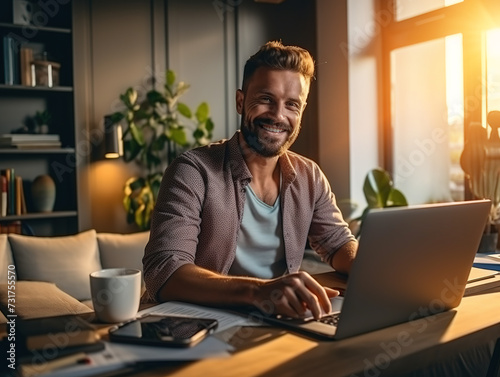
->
[152,133,167,151]
[129,122,145,146]
[363,168,392,208]
[193,128,204,141]
[128,176,146,191]
[170,127,188,146]
[387,188,408,207]
[177,102,192,118]
[195,102,209,123]
[176,82,190,97]
[147,90,166,104]
[145,150,162,169]
[206,118,214,133]
[166,70,176,87]
[123,138,142,162]
[148,173,163,201]
[127,88,137,106]
[109,112,124,124]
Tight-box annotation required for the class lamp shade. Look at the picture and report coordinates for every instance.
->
[104,115,123,159]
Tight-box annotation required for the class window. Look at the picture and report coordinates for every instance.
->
[391,34,463,203]
[395,0,463,22]
[382,0,500,204]
[487,29,500,114]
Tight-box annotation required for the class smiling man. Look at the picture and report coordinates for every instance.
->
[143,41,357,320]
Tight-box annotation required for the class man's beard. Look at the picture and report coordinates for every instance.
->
[240,113,300,158]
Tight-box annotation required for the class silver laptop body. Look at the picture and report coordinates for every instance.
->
[265,200,490,340]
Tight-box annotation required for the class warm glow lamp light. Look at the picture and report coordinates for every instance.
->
[104,115,123,159]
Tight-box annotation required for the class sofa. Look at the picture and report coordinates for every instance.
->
[0,229,150,324]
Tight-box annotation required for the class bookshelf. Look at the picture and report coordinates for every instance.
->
[0,1,78,236]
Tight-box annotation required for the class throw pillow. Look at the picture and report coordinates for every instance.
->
[97,231,149,273]
[0,281,93,322]
[9,230,102,301]
[97,231,149,288]
[0,234,14,285]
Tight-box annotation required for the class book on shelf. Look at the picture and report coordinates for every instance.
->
[18,315,100,352]
[20,45,33,86]
[12,141,62,149]
[3,35,20,85]
[0,220,22,234]
[0,134,60,142]
[16,175,27,215]
[0,134,61,149]
[0,175,6,217]
[1,168,14,215]
[0,168,27,217]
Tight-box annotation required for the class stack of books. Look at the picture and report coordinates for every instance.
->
[3,36,41,86]
[0,134,61,149]
[1,168,27,219]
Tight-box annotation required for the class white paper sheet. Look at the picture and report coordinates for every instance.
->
[138,301,261,333]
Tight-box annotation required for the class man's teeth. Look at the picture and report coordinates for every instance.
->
[262,125,285,133]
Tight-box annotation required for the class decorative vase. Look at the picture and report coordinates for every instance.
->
[31,175,56,212]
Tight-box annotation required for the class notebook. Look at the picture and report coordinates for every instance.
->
[264,199,491,340]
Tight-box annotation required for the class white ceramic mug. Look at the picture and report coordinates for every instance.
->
[90,268,141,323]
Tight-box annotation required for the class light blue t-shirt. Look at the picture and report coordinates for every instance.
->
[229,184,287,279]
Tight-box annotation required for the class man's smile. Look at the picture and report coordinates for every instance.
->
[255,119,289,134]
[262,124,286,133]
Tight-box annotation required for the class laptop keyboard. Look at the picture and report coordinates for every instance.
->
[318,313,340,326]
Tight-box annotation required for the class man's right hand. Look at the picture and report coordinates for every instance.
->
[157,265,338,320]
[252,271,339,320]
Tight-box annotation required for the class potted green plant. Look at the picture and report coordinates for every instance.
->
[109,70,214,230]
[460,110,500,252]
[349,168,408,237]
[34,110,51,134]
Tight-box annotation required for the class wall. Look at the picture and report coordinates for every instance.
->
[316,0,383,218]
[236,0,318,161]
[75,0,318,233]
[347,0,384,216]
[74,0,164,233]
[316,0,352,212]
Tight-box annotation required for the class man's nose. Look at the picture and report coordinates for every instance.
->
[270,102,286,121]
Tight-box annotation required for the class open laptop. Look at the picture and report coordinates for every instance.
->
[264,199,491,340]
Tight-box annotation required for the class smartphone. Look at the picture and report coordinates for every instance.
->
[108,315,218,347]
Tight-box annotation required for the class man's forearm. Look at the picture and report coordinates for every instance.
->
[330,240,358,274]
[157,264,261,308]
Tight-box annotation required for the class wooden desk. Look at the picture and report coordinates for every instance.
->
[127,274,500,377]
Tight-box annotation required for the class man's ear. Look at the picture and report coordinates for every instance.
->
[236,89,244,114]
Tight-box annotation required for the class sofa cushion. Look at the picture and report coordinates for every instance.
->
[97,231,149,274]
[9,230,102,301]
[0,281,93,323]
[0,234,14,285]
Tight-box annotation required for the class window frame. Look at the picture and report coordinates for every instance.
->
[380,0,500,199]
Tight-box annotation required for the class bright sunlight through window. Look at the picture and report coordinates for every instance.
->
[487,29,500,117]
[395,0,463,22]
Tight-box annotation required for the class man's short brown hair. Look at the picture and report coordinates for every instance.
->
[242,41,315,91]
